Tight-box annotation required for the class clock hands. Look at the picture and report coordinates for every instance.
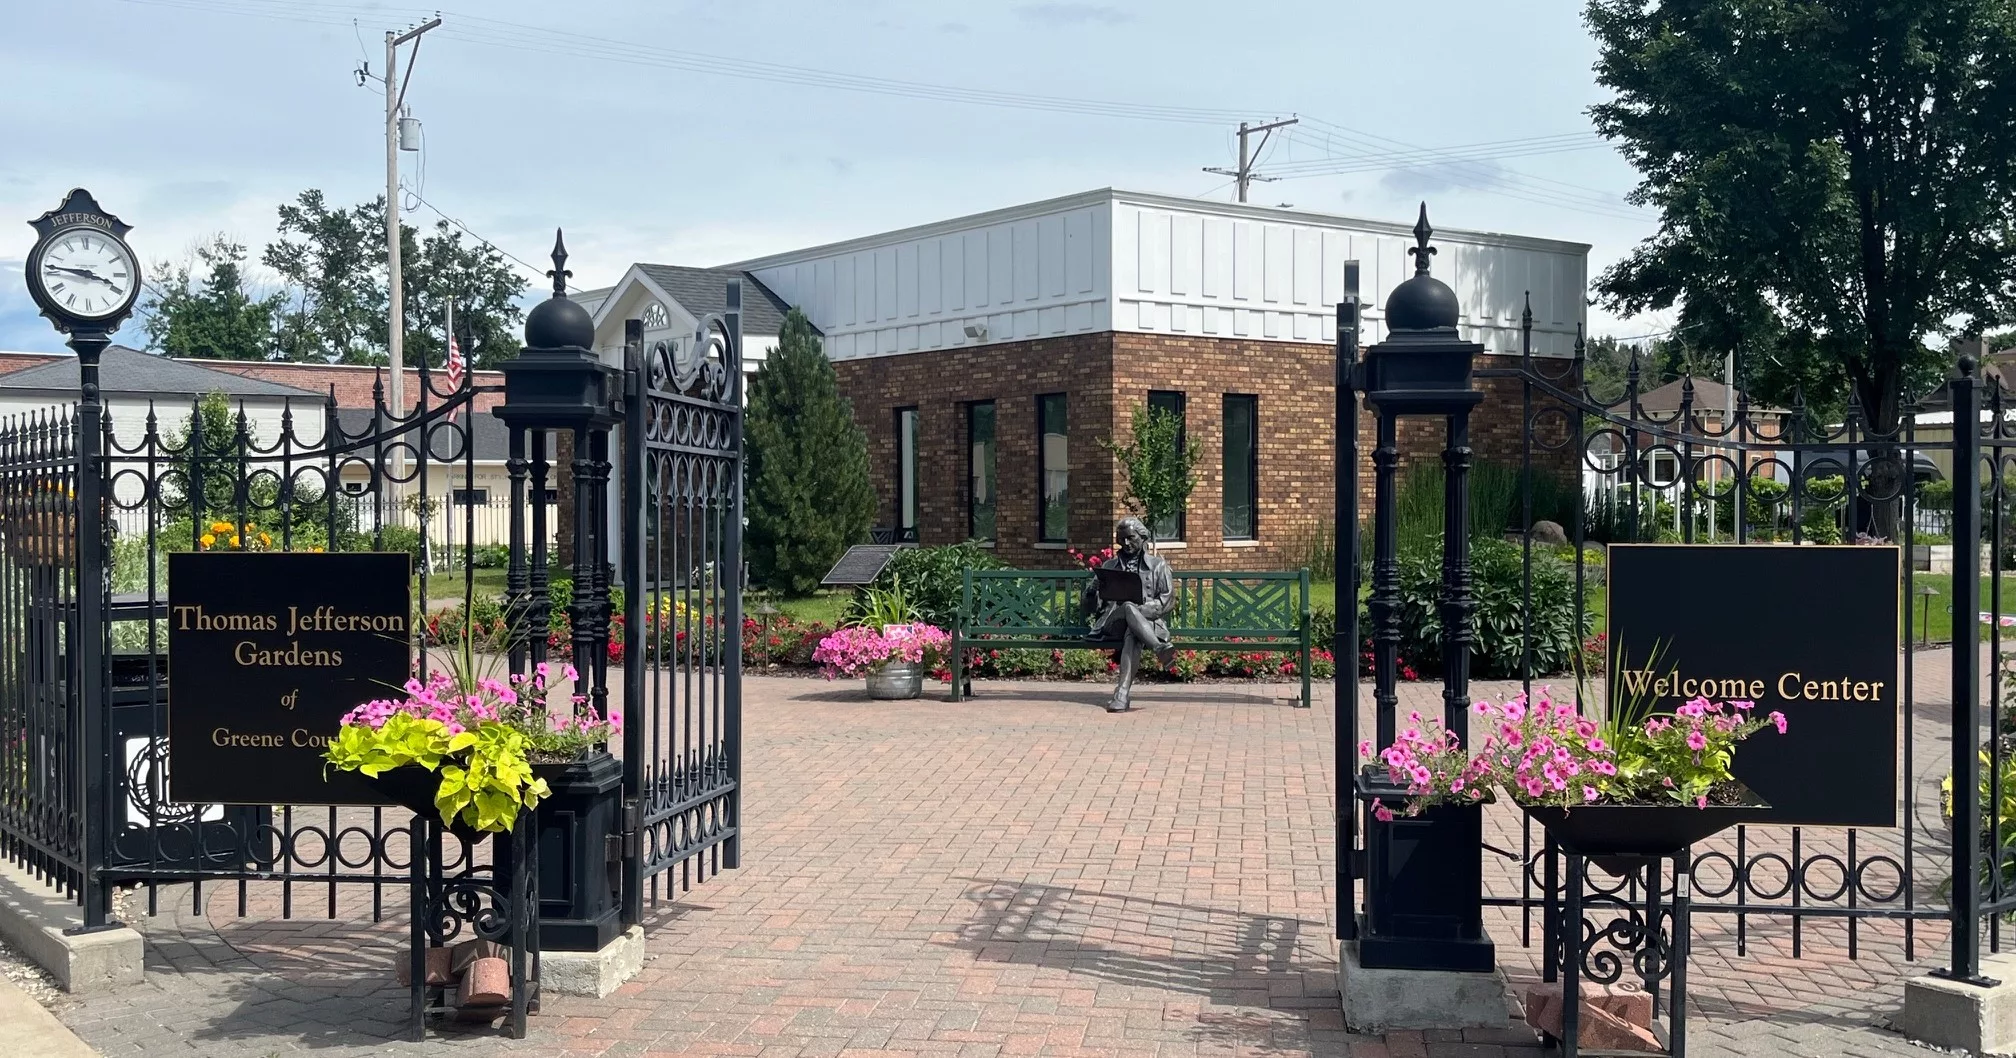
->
[43,264,123,293]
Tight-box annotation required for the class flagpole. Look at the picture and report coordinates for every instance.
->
[443,298,453,571]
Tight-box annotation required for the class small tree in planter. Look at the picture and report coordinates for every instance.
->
[1100,402,1197,545]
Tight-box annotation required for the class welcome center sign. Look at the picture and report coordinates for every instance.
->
[168,552,410,806]
[1607,544,1900,828]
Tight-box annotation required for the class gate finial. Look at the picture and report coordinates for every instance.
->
[547,229,572,298]
[1407,203,1436,275]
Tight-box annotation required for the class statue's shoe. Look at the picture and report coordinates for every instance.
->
[1154,645,1177,668]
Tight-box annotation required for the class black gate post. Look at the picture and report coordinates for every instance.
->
[1937,345,1994,985]
[69,328,117,934]
[1336,267,1362,943]
[1347,205,1492,977]
[492,231,626,952]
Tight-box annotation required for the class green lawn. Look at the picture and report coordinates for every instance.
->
[415,567,509,605]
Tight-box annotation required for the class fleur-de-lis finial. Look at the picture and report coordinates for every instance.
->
[1407,202,1436,275]
[546,228,571,298]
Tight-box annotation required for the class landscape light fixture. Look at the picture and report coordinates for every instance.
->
[963,322,987,341]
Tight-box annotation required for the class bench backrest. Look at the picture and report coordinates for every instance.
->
[959,568,1310,638]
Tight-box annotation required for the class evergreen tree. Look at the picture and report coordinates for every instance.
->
[744,309,875,596]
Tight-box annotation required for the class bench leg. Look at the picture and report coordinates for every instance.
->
[1300,639,1312,709]
[950,640,964,702]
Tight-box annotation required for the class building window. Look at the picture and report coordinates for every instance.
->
[895,407,920,543]
[968,401,996,543]
[1146,390,1186,541]
[1222,394,1258,540]
[452,488,489,506]
[1038,393,1069,543]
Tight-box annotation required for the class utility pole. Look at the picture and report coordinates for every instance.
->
[384,17,442,423]
[1204,117,1298,203]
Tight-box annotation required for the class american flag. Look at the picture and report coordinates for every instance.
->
[446,335,466,391]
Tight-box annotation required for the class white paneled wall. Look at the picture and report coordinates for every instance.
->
[728,189,1588,360]
[746,203,1111,361]
[1113,196,1587,357]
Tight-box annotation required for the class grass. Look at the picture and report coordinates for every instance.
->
[415,566,509,604]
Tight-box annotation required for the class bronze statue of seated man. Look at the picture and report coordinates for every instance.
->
[1080,517,1177,713]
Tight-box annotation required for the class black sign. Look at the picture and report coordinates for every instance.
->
[1607,545,1899,828]
[821,544,904,586]
[169,552,410,806]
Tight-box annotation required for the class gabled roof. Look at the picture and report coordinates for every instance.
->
[635,265,797,336]
[334,407,510,462]
[1635,377,1785,416]
[0,346,320,400]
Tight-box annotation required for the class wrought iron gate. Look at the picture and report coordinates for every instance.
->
[1487,311,2000,986]
[1,262,746,939]
[620,286,744,916]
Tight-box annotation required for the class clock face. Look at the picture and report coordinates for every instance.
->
[34,226,139,321]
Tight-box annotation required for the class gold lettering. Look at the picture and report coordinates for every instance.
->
[290,729,333,748]
[1870,681,1886,700]
[210,728,284,748]
[1778,672,1801,699]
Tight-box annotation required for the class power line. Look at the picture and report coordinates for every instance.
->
[404,189,583,294]
[1202,118,1298,203]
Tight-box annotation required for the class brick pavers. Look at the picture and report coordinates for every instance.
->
[43,668,1975,1057]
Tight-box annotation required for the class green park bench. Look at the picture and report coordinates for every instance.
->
[950,567,1314,708]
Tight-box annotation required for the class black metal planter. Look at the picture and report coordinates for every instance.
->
[1354,768,1496,972]
[363,766,486,843]
[498,751,625,952]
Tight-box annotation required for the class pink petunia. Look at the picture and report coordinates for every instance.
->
[1583,785,1599,803]
[1696,795,1709,809]
[1686,730,1708,751]
[1372,803,1395,823]
[1769,710,1788,734]
[1358,739,1374,759]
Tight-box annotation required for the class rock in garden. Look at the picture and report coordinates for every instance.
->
[1530,520,1569,546]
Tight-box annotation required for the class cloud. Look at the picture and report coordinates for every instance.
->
[938,21,970,33]
[1378,162,1514,197]
[1015,4,1133,27]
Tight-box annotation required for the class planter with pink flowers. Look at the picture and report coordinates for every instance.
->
[813,623,952,700]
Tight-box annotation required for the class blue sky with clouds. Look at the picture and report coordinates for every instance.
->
[0,0,1665,354]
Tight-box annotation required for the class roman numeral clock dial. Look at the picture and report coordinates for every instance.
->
[25,189,142,334]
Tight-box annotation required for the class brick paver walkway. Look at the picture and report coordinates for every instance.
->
[39,666,1974,1057]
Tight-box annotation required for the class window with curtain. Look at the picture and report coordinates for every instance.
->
[1222,394,1258,540]
[1146,390,1186,541]
[1038,393,1069,543]
[968,401,996,542]
[896,407,919,543]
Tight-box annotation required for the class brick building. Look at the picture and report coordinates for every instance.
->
[583,189,1588,572]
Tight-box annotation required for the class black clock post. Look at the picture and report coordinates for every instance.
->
[24,188,142,934]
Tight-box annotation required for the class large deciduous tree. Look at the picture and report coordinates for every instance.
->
[141,236,284,361]
[1588,0,2016,436]
[744,309,876,596]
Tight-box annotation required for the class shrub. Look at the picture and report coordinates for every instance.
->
[1362,535,1589,679]
[745,308,877,596]
[846,541,1006,629]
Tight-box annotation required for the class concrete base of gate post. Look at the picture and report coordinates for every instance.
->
[538,925,644,998]
[0,860,142,994]
[1896,954,2016,1055]
[1337,938,1512,1032]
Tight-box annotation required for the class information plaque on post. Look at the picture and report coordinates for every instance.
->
[168,552,411,806]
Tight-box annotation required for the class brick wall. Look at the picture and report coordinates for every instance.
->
[832,334,1115,569]
[836,333,1581,575]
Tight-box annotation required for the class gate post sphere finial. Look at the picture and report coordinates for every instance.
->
[1384,203,1460,334]
[523,229,593,353]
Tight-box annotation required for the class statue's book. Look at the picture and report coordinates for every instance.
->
[1094,567,1145,605]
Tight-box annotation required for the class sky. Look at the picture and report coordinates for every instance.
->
[0,0,1673,355]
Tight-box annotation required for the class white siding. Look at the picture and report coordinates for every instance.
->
[1112,196,1588,357]
[746,202,1110,361]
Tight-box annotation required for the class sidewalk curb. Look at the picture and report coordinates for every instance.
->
[0,974,96,1057]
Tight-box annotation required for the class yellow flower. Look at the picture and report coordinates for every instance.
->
[211,521,232,534]
[259,532,271,547]
[246,522,257,531]
[229,535,241,548]
[310,545,326,553]
[199,533,215,549]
